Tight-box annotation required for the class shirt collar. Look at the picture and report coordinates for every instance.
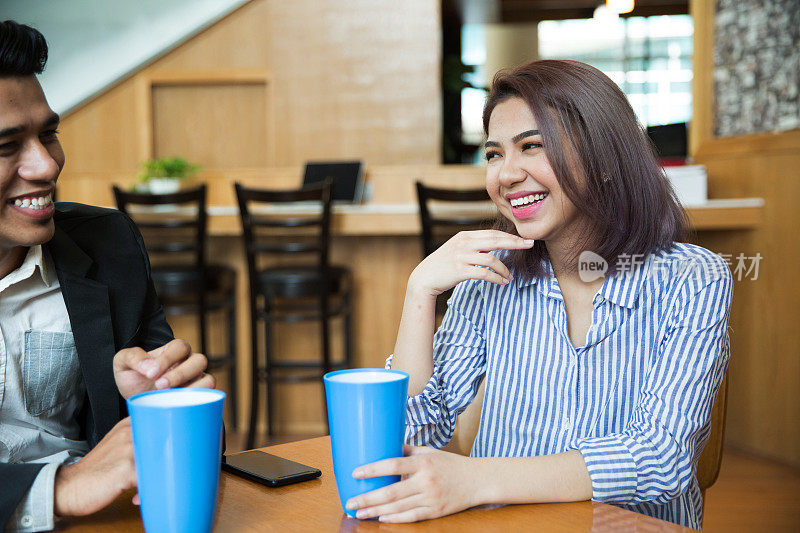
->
[515,259,563,300]
[0,245,52,293]
[596,258,649,309]
[514,254,649,309]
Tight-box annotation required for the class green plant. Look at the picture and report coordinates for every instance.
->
[137,157,200,183]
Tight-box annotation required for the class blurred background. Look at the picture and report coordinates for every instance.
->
[3,0,798,530]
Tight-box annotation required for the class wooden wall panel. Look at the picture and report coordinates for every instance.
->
[152,83,268,167]
[691,0,800,467]
[693,143,800,467]
[57,0,441,193]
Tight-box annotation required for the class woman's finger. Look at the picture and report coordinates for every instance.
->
[377,506,435,524]
[347,480,420,513]
[466,265,512,286]
[463,253,512,280]
[355,493,428,520]
[467,231,534,252]
[352,456,419,479]
[404,445,434,456]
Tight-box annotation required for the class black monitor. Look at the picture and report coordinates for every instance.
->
[302,161,365,203]
[646,123,687,159]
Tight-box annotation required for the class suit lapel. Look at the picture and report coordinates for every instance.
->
[46,227,120,439]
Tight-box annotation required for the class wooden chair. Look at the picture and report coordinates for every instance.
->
[698,375,728,495]
[113,184,239,427]
[415,181,495,316]
[235,181,353,448]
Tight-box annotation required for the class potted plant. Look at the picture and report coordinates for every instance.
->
[136,157,200,194]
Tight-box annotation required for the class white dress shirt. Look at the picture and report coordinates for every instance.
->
[0,245,89,532]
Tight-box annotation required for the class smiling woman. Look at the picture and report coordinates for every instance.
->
[482,60,688,279]
[366,59,733,529]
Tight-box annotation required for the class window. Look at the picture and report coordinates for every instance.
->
[539,15,693,127]
[460,15,693,154]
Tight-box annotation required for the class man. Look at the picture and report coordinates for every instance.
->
[0,20,215,531]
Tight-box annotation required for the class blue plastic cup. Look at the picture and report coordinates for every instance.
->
[127,388,225,533]
[324,368,409,517]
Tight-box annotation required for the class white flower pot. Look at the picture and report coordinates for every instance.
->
[146,178,181,195]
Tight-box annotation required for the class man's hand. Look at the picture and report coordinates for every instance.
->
[113,339,216,399]
[54,418,137,517]
[344,446,482,523]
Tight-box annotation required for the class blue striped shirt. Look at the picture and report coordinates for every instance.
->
[391,242,732,529]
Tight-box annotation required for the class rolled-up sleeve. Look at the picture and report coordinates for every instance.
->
[387,279,488,448]
[575,267,732,504]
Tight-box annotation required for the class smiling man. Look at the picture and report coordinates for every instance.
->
[0,20,216,531]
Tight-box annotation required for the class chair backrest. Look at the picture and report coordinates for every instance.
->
[234,180,333,291]
[415,181,495,257]
[112,184,208,271]
[697,375,728,492]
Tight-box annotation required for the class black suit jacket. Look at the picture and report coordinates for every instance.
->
[0,203,173,528]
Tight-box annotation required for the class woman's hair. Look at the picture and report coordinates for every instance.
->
[0,20,48,77]
[482,59,688,279]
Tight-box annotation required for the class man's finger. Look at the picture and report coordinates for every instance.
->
[177,371,216,390]
[154,353,208,389]
[114,347,149,374]
[138,339,193,380]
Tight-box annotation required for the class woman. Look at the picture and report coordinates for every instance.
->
[346,60,731,529]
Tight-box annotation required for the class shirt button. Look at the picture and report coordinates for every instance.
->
[21,515,33,527]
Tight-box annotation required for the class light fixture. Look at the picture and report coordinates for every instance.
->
[606,0,634,15]
[593,4,619,23]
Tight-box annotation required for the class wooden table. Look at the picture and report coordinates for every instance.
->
[56,437,691,532]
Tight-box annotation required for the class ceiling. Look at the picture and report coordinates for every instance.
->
[444,0,690,24]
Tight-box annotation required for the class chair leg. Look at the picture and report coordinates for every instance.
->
[246,297,260,450]
[320,295,331,433]
[344,289,354,368]
[227,292,238,431]
[264,306,275,438]
[199,295,208,357]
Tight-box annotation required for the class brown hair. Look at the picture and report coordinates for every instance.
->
[483,59,688,278]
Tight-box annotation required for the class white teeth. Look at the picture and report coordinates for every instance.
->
[510,193,548,208]
[13,194,52,210]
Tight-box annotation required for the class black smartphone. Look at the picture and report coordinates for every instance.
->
[222,450,322,487]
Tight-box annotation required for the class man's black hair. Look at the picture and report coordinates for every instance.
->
[0,20,48,76]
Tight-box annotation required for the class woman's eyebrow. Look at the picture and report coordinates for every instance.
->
[512,129,540,143]
[484,129,541,149]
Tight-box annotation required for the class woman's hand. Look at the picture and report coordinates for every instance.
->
[345,446,485,523]
[408,230,534,297]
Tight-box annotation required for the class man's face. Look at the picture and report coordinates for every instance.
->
[0,76,64,257]
[0,76,63,256]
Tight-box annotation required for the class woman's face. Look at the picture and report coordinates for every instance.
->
[485,97,582,243]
